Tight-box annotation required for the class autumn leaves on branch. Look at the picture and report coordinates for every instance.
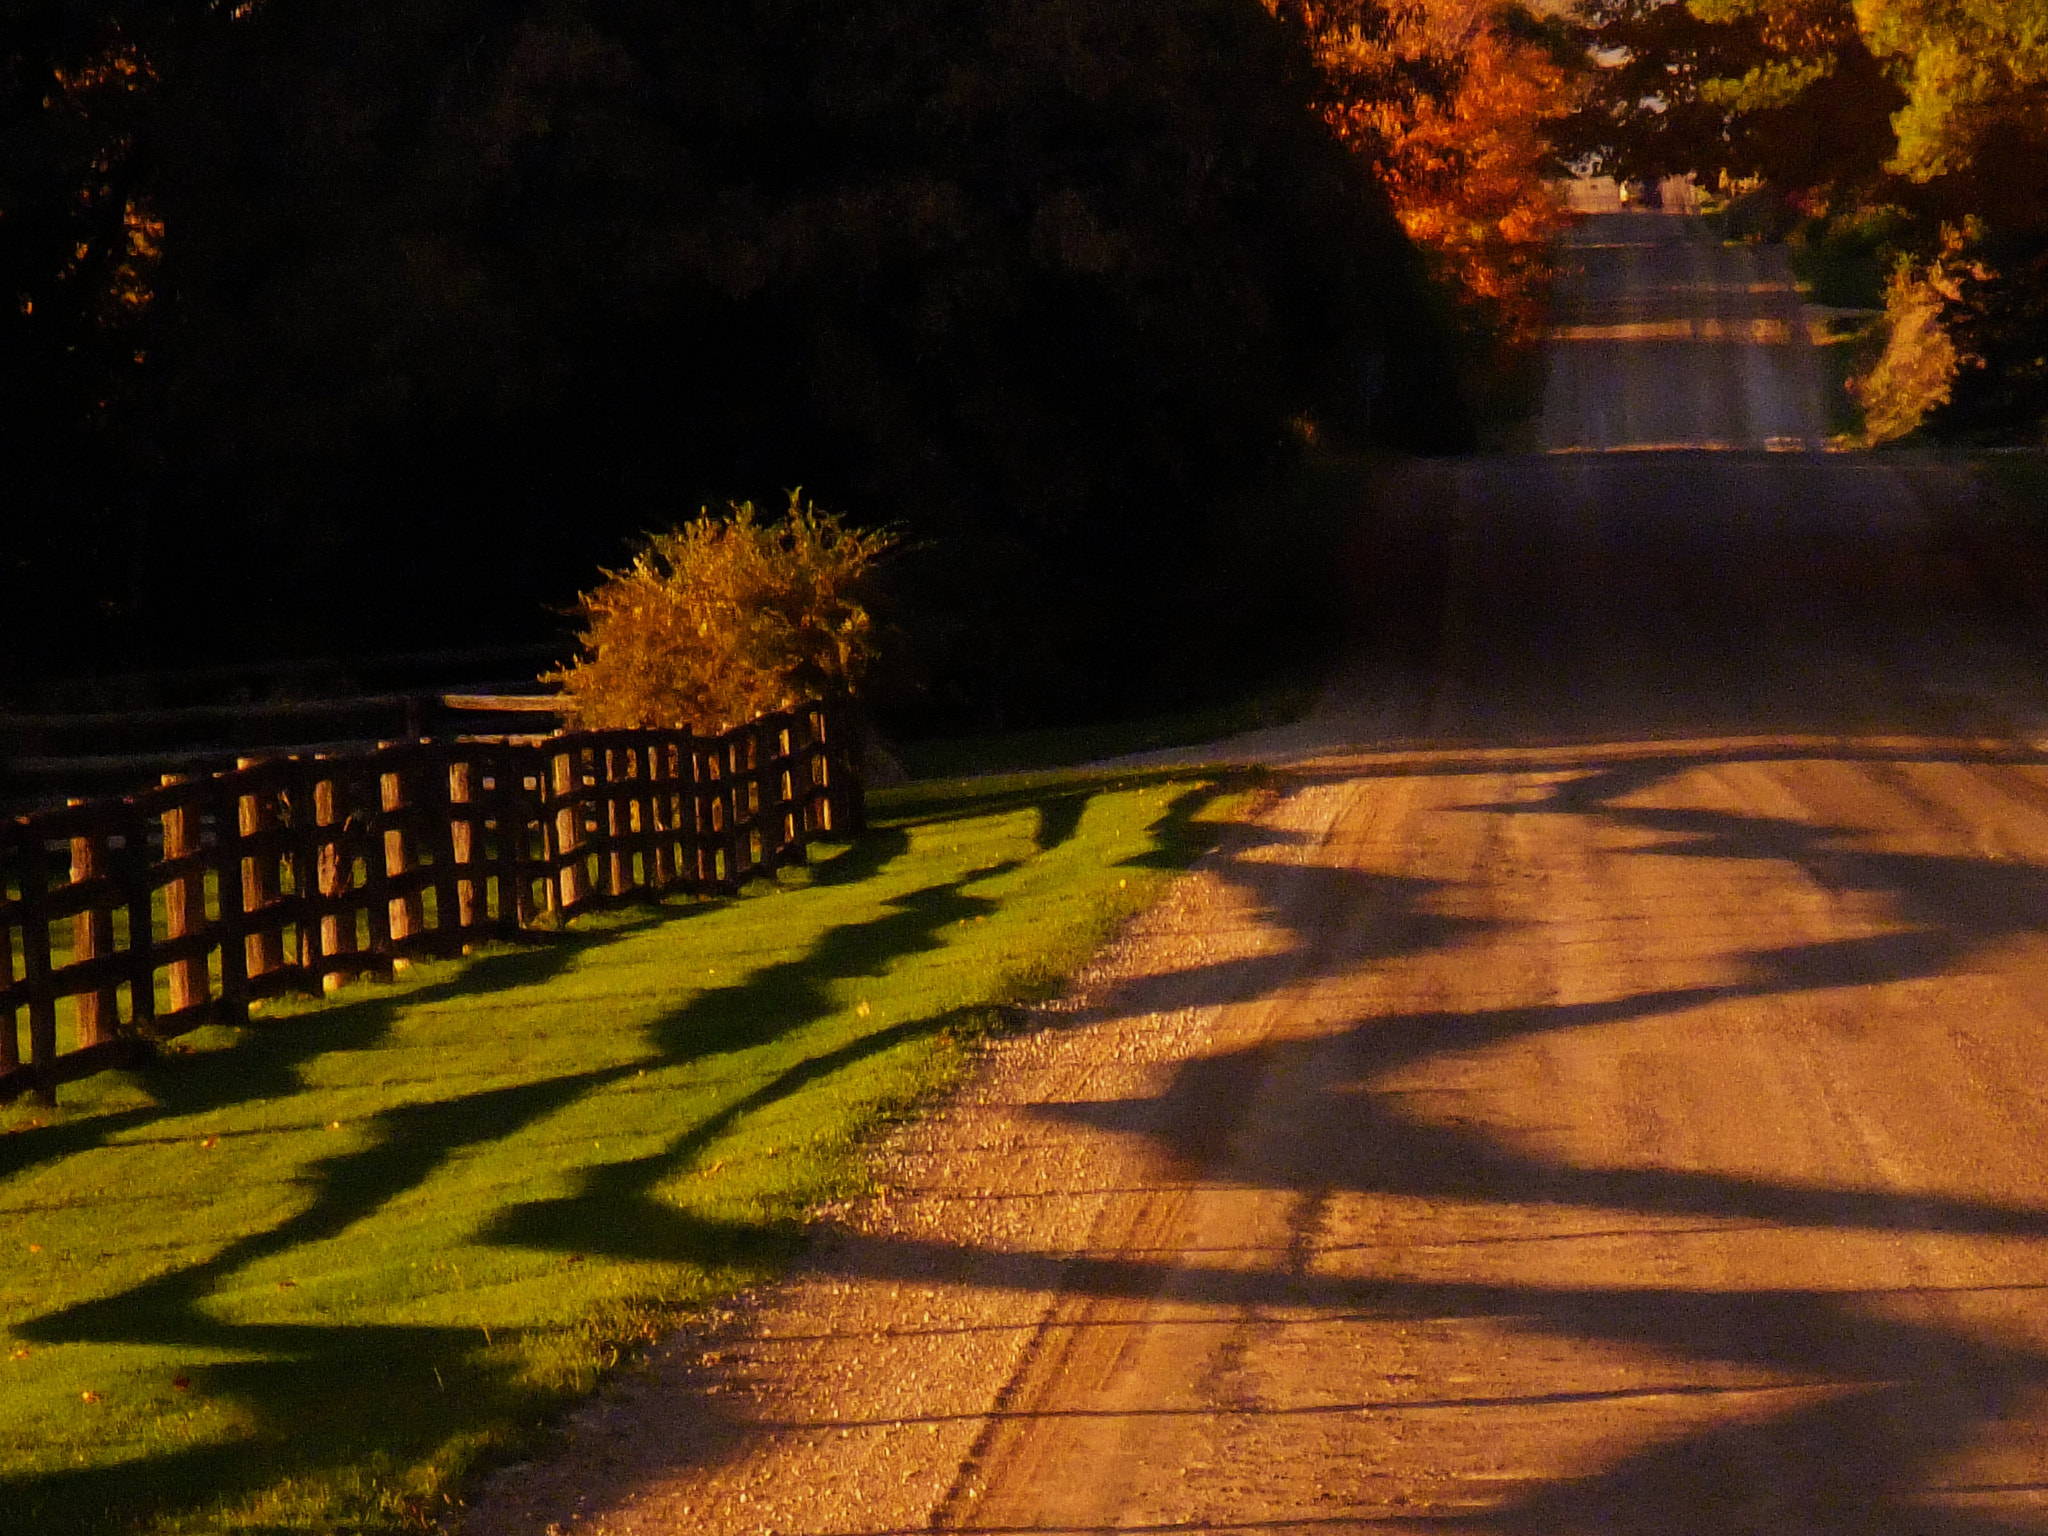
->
[1284,0,1584,414]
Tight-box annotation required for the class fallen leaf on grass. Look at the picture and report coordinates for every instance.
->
[27,1243,40,1253]
[276,1279,297,1289]
[80,1390,101,1403]
[10,1349,30,1360]
[172,1376,190,1391]
[200,1136,218,1150]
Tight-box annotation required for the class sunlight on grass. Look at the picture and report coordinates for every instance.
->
[0,768,1247,1534]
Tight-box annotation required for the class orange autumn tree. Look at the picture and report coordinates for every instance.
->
[1282,0,1581,411]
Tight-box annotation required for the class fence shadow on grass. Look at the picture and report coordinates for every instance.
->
[0,922,640,1187]
[2,773,1226,1534]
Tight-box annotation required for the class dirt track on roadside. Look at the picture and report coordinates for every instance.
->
[462,225,2048,1536]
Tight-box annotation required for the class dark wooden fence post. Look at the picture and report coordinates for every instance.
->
[649,737,676,892]
[603,744,630,898]
[449,756,480,933]
[311,764,355,981]
[416,745,461,944]
[66,801,118,1047]
[235,760,284,982]
[120,801,157,1033]
[1,835,21,1078]
[19,835,57,1105]
[723,735,747,889]
[159,775,206,1018]
[211,777,250,1024]
[498,745,537,932]
[552,747,585,912]
[380,753,422,944]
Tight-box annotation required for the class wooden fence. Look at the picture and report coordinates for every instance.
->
[0,704,862,1105]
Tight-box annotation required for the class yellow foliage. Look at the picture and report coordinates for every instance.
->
[1851,260,1961,443]
[548,494,897,731]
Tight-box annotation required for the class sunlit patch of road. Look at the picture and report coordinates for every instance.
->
[1539,203,1829,453]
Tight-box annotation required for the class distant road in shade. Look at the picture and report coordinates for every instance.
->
[1538,197,1831,453]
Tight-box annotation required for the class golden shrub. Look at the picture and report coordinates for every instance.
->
[1852,261,1962,444]
[548,494,896,731]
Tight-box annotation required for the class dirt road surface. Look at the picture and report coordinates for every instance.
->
[1539,206,1827,452]
[462,224,2048,1536]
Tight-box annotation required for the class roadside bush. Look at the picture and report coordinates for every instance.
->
[1718,185,1802,243]
[1790,205,1911,309]
[1852,262,1960,443]
[550,496,896,731]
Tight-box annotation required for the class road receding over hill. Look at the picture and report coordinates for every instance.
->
[1540,201,1829,453]
[460,222,2048,1536]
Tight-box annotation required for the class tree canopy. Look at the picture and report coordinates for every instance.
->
[2,0,1470,714]
[1562,0,2048,443]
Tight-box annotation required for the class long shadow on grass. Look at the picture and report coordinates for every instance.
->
[479,867,1029,1265]
[2,778,1206,1534]
[0,928,638,1187]
[481,778,1239,1271]
[9,1065,638,1533]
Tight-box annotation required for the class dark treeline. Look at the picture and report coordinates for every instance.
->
[2,0,1468,725]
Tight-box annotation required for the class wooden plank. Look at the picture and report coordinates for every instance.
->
[33,871,125,923]
[17,833,57,1105]
[379,750,424,944]
[159,775,207,1016]
[44,950,131,996]
[235,759,286,982]
[311,762,357,980]
[551,747,586,913]
[0,1036,138,1103]
[209,776,250,1025]
[119,799,157,1033]
[0,834,21,1075]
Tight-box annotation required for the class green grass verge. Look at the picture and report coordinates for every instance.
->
[895,685,1315,781]
[0,767,1251,1534]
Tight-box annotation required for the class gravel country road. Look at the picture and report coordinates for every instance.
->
[1540,198,1827,452]
[461,213,2048,1536]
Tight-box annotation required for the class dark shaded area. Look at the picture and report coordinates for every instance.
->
[0,0,1466,725]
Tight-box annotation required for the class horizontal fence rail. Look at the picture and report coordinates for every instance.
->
[0,704,862,1104]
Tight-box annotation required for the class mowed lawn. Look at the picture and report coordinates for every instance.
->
[0,768,1244,1534]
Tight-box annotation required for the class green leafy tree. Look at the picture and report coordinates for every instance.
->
[1557,0,1901,198]
[1564,0,2048,442]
